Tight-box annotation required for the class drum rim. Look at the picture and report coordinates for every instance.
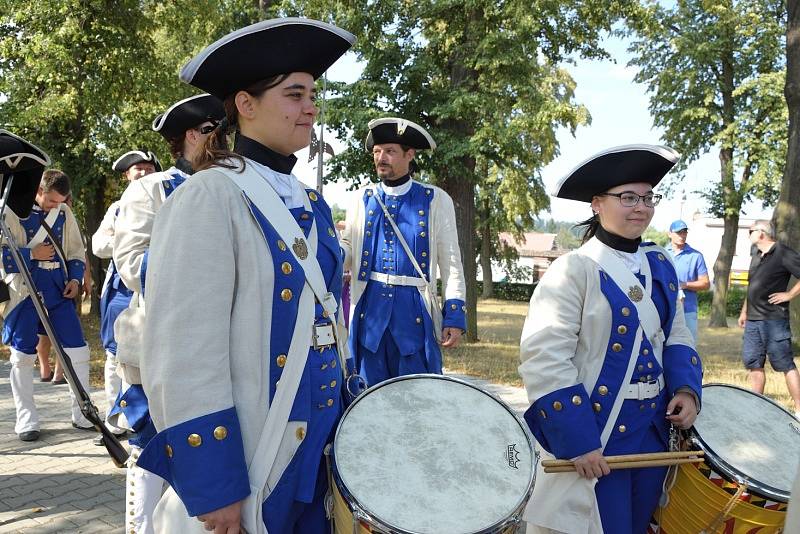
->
[333,373,537,534]
[690,382,797,503]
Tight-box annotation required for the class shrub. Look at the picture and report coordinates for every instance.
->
[697,287,747,318]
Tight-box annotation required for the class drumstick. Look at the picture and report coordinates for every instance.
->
[543,457,703,473]
[541,450,703,468]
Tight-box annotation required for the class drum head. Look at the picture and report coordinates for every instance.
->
[334,374,535,534]
[692,383,800,502]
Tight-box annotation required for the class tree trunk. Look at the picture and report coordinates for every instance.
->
[83,173,106,317]
[774,0,800,340]
[480,197,493,299]
[709,148,740,327]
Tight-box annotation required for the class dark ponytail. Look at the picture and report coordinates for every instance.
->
[194,74,290,172]
[575,213,600,244]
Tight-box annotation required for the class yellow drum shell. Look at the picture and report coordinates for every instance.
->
[654,462,786,534]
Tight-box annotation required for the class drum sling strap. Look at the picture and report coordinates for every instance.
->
[371,186,443,337]
[577,237,665,448]
[220,164,348,534]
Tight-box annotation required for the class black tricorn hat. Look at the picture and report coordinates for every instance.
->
[112,150,162,173]
[180,18,355,99]
[365,118,436,152]
[553,144,680,203]
[0,130,51,218]
[151,94,225,140]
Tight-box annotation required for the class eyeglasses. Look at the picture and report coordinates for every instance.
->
[598,192,662,208]
[749,228,763,235]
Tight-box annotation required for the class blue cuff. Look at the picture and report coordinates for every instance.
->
[442,298,466,331]
[523,384,601,459]
[3,246,31,273]
[663,344,703,406]
[110,385,150,431]
[137,406,250,517]
[140,249,148,297]
[67,259,85,284]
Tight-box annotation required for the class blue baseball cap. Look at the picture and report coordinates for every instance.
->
[669,220,688,232]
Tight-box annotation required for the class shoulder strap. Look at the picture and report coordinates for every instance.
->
[373,186,428,281]
[28,206,61,248]
[40,219,69,279]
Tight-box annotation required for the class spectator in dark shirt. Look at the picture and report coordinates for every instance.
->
[737,220,800,418]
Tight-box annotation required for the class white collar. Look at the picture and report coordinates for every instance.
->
[609,246,642,274]
[380,178,414,197]
[246,158,307,210]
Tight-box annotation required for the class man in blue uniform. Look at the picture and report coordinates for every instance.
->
[92,149,160,441]
[342,118,467,386]
[665,219,709,342]
[2,169,92,441]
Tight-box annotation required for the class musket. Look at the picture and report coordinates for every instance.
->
[0,175,129,467]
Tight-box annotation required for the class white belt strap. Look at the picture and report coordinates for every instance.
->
[369,272,427,287]
[622,376,665,400]
[27,206,61,248]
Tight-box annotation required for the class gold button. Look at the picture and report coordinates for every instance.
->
[367,190,373,196]
[621,307,631,317]
[421,251,427,257]
[617,325,627,335]
[327,398,334,407]
[540,410,547,419]
[593,402,602,412]
[360,313,364,318]
[367,221,372,226]
[552,401,563,411]
[691,356,698,365]
[281,289,293,301]
[571,395,582,406]
[300,213,310,220]
[419,221,425,227]
[362,261,368,267]
[276,354,287,367]
[647,362,653,369]
[281,262,292,275]
[418,210,425,215]
[213,426,228,440]
[322,310,329,318]
[366,231,371,236]
[416,317,421,324]
[426,190,431,195]
[363,250,369,256]
[187,434,202,447]
[618,425,626,433]
[331,360,337,368]
[420,231,426,237]
[647,375,652,380]
[277,240,287,251]
[669,283,676,291]
[598,385,609,396]
[643,349,649,355]
[451,304,457,310]
[612,343,622,352]
[368,210,374,215]
[165,445,173,458]
[120,400,128,408]
[296,427,306,441]
[420,262,426,268]
[330,380,337,387]
[328,228,335,237]
[658,253,665,261]
[308,191,318,201]
[651,402,657,409]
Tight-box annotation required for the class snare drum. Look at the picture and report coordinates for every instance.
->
[652,383,799,533]
[331,374,536,534]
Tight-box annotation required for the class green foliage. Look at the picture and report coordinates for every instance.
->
[642,226,669,247]
[697,287,747,318]
[331,203,346,224]
[478,280,536,302]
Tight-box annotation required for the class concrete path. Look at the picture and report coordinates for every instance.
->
[0,359,529,533]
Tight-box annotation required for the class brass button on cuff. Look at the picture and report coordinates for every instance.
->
[308,191,318,201]
[612,343,622,352]
[213,426,228,440]
[187,434,202,447]
[691,356,698,365]
[552,401,563,411]
[617,325,627,335]
[540,409,547,419]
[165,445,173,458]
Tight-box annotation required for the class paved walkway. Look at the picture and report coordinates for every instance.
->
[0,360,529,533]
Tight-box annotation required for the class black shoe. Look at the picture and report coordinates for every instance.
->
[52,377,67,385]
[19,430,40,442]
[39,372,53,382]
[71,422,94,431]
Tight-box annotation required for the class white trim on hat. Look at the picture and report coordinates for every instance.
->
[180,18,356,85]
[552,143,680,197]
[151,93,215,132]
[0,130,52,169]
[365,117,437,150]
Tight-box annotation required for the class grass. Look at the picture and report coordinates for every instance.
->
[0,299,795,411]
[445,299,797,410]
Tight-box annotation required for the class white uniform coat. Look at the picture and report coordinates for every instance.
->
[519,243,694,534]
[340,181,466,337]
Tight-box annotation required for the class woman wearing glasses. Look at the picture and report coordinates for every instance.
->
[519,145,703,534]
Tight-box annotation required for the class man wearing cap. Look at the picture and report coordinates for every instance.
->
[665,219,709,342]
[341,117,467,386]
[109,94,223,534]
[1,166,93,441]
[91,149,160,441]
[519,145,701,534]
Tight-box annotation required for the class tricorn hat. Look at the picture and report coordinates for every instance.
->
[553,144,680,203]
[112,150,162,173]
[0,130,52,218]
[152,94,225,140]
[365,118,436,152]
[180,18,355,100]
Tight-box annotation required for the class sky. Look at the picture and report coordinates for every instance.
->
[290,33,773,231]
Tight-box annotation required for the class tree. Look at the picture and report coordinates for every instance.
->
[273,0,642,341]
[629,0,787,327]
[773,0,800,340]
